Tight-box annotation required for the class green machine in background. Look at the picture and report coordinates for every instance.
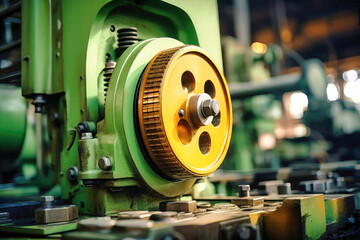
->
[221,36,330,171]
[20,0,233,215]
[0,85,37,184]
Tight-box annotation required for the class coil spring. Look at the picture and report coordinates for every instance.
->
[103,58,116,103]
[117,27,138,54]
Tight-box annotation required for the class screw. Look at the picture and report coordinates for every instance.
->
[238,185,250,197]
[202,99,220,118]
[178,109,185,117]
[67,166,78,183]
[98,157,112,171]
[40,195,54,208]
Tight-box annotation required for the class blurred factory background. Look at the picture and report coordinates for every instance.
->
[216,0,360,172]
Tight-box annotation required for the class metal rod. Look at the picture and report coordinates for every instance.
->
[0,1,21,19]
[0,39,21,53]
[229,72,301,99]
[35,113,44,177]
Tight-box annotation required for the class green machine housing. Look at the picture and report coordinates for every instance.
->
[21,0,224,215]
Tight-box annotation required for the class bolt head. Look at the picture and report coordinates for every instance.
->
[178,109,185,117]
[67,166,78,183]
[98,157,112,171]
[40,195,54,202]
[238,185,251,191]
[202,99,220,118]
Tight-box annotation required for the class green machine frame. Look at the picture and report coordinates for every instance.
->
[21,0,224,215]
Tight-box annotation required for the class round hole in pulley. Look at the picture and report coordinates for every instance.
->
[199,132,211,155]
[204,80,215,98]
[181,71,195,93]
[212,112,221,127]
[177,119,192,145]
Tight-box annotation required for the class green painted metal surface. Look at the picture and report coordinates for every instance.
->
[0,85,27,171]
[22,0,64,96]
[0,221,77,235]
[21,0,223,215]
[324,194,355,227]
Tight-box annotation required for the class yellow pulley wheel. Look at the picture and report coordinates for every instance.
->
[138,45,232,179]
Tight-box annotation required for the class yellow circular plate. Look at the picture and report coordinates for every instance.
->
[138,45,232,179]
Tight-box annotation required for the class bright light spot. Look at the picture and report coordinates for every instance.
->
[290,92,308,119]
[251,42,267,54]
[344,81,360,98]
[326,83,339,101]
[294,124,307,137]
[258,133,276,150]
[342,70,358,82]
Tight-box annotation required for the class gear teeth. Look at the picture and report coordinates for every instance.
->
[139,46,200,179]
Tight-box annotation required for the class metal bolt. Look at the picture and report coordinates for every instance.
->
[202,99,220,118]
[67,166,78,183]
[40,195,54,208]
[178,109,185,117]
[98,157,112,171]
[238,185,251,197]
[277,183,292,195]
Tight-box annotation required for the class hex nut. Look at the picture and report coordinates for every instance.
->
[161,200,197,213]
[238,185,251,197]
[40,195,54,202]
[202,99,220,118]
[35,205,78,224]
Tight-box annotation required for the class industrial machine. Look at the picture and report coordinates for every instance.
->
[0,1,359,239]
